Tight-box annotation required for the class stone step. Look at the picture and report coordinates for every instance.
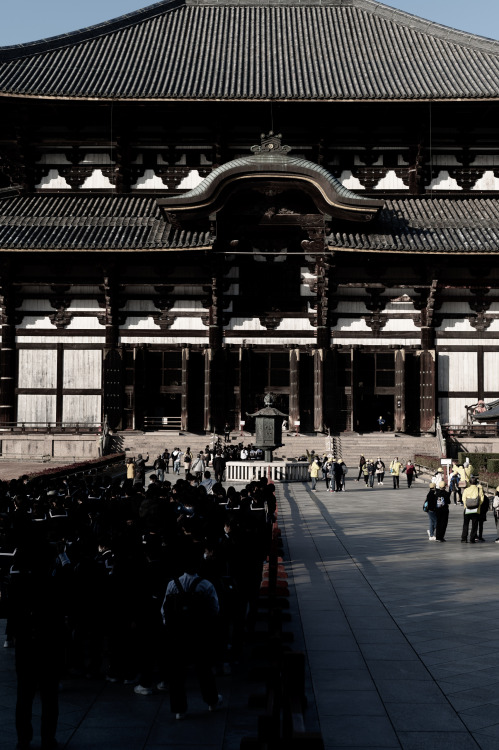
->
[113,431,440,468]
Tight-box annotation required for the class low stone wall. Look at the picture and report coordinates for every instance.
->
[0,434,100,460]
[226,461,309,483]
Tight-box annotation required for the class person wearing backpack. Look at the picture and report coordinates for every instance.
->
[161,557,222,720]
[461,477,484,543]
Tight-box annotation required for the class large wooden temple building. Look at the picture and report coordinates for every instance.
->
[1,0,499,436]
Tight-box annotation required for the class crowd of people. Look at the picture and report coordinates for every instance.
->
[0,457,277,747]
[307,453,418,492]
[423,459,499,545]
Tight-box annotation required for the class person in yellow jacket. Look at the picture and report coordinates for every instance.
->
[389,457,402,490]
[308,458,321,491]
[126,457,136,481]
[461,477,484,543]
[464,462,475,487]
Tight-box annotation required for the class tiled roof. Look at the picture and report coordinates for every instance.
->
[1,0,499,101]
[0,194,213,250]
[0,193,498,254]
[328,197,499,254]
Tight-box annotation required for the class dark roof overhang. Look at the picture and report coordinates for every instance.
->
[157,135,383,223]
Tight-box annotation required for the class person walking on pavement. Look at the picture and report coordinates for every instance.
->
[390,457,402,489]
[375,458,385,485]
[402,460,417,489]
[425,482,437,541]
[161,557,222,720]
[356,455,366,482]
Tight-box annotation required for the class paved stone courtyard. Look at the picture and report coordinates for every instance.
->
[2,474,499,749]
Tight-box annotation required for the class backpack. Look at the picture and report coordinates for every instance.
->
[163,576,204,635]
[465,486,480,510]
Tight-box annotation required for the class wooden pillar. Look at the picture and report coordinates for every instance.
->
[313,349,324,432]
[181,347,189,432]
[351,347,360,432]
[0,278,16,426]
[204,348,212,433]
[289,348,300,431]
[102,273,123,430]
[420,349,436,433]
[234,348,243,430]
[394,348,406,433]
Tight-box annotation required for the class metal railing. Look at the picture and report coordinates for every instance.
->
[143,416,182,430]
[0,422,102,434]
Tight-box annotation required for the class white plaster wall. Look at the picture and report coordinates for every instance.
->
[172,285,204,295]
[36,169,71,189]
[472,171,499,190]
[16,336,104,344]
[300,285,316,297]
[435,338,499,347]
[470,155,499,166]
[484,352,499,391]
[80,169,113,189]
[227,318,266,331]
[37,153,72,165]
[81,153,113,164]
[68,300,101,311]
[336,301,369,313]
[226,336,312,346]
[170,300,205,312]
[170,317,205,330]
[435,318,474,332]
[438,397,469,425]
[331,337,421,346]
[122,286,156,295]
[438,352,477,391]
[66,317,103,330]
[374,170,408,190]
[384,301,416,312]
[17,394,57,425]
[176,170,204,189]
[273,318,315,331]
[428,171,462,190]
[338,171,365,190]
[336,288,366,297]
[18,299,54,311]
[21,316,57,330]
[337,318,371,332]
[438,302,472,313]
[122,299,158,312]
[123,316,161,330]
[132,170,168,189]
[18,350,57,389]
[432,155,462,166]
[63,395,101,425]
[63,350,102,389]
[381,318,419,332]
[120,336,207,345]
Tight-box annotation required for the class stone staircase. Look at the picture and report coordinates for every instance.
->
[113,430,440,470]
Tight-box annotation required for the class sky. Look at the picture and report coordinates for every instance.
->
[0,0,498,47]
